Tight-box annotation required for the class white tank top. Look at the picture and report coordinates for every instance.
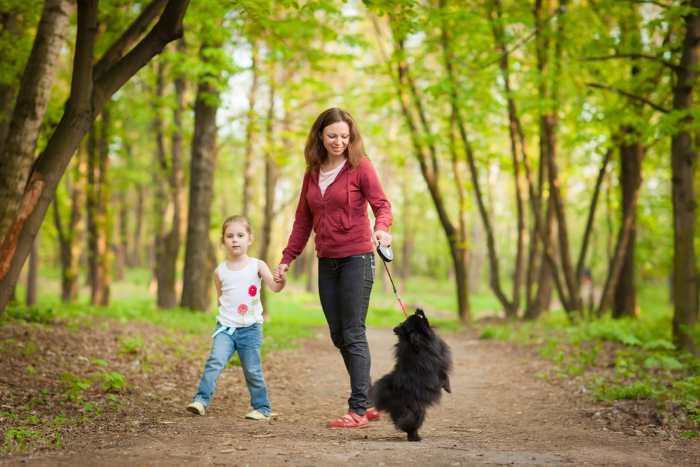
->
[215,258,263,328]
[319,160,346,196]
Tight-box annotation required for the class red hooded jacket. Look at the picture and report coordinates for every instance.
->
[281,157,392,264]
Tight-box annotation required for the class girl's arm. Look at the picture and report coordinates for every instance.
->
[259,260,285,293]
[280,172,313,266]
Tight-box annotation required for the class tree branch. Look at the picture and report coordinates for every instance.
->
[586,82,670,113]
[93,0,189,110]
[580,53,679,71]
[624,0,673,8]
[69,0,98,116]
[93,0,168,80]
[576,148,612,280]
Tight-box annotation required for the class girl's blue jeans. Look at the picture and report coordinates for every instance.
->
[192,322,271,415]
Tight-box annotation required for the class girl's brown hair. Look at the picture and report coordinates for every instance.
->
[220,215,252,243]
[304,107,366,172]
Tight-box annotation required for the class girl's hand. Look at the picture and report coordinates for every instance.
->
[274,264,289,283]
[373,230,392,247]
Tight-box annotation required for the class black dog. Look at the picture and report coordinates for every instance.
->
[370,308,452,441]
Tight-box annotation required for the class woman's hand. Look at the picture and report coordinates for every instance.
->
[373,230,392,247]
[273,264,289,283]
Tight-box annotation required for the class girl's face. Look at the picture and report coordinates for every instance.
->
[322,121,350,159]
[222,221,251,258]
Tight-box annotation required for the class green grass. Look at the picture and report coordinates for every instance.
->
[8,270,475,346]
[475,283,700,430]
[595,381,657,401]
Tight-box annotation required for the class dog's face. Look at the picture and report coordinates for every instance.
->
[394,308,433,345]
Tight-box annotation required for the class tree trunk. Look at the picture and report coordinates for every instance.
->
[0,0,190,314]
[671,0,699,354]
[385,21,470,321]
[524,0,577,318]
[0,0,72,245]
[25,238,38,306]
[181,40,221,312]
[258,67,278,316]
[170,38,186,299]
[242,43,259,218]
[114,192,128,281]
[86,125,99,302]
[489,0,528,317]
[53,140,86,303]
[613,133,643,318]
[525,195,556,319]
[152,59,182,309]
[129,184,145,267]
[87,109,111,306]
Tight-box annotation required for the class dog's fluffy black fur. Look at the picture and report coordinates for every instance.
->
[370,308,452,441]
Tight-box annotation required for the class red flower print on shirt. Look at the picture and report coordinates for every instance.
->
[248,285,257,297]
[237,304,248,315]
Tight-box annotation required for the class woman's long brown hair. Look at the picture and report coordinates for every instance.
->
[304,108,366,172]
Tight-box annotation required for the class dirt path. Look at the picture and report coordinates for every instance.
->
[3,327,699,467]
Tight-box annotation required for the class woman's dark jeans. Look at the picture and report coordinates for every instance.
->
[318,252,375,416]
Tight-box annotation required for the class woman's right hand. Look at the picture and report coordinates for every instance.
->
[273,264,289,283]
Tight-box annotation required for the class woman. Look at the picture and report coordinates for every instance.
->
[274,107,392,428]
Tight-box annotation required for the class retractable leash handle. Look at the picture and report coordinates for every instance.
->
[377,244,409,318]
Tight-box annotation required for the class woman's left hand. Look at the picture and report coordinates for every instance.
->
[373,230,392,247]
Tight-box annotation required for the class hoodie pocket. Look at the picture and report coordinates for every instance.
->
[330,211,351,232]
[340,210,351,231]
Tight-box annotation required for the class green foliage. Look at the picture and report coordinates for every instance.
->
[0,0,41,86]
[3,427,38,452]
[60,372,92,402]
[480,326,513,340]
[100,372,126,393]
[118,336,144,355]
[594,381,656,401]
[643,355,684,371]
[4,305,55,324]
[478,284,700,429]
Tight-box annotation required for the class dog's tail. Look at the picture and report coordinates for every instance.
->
[369,374,394,411]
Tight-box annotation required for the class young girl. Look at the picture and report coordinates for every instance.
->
[187,215,285,420]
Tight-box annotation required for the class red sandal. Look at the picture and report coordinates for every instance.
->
[366,407,381,421]
[327,411,369,429]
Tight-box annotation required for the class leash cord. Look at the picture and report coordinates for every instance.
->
[380,258,408,318]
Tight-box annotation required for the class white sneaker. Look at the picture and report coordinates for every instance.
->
[244,409,274,420]
[186,401,206,416]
